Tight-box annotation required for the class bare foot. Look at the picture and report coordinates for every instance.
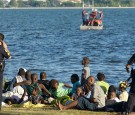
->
[58,102,65,110]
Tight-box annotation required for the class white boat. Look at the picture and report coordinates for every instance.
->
[80,0,103,30]
[80,24,103,30]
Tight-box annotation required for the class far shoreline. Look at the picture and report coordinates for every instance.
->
[0,6,135,10]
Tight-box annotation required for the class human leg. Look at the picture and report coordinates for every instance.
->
[77,97,97,110]
[57,100,78,110]
[0,71,3,110]
[125,93,135,113]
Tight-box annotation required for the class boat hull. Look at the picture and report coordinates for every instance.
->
[80,25,103,30]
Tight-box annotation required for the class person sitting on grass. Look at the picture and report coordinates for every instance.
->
[118,81,128,102]
[38,72,50,90]
[72,86,84,100]
[49,79,72,99]
[96,72,110,95]
[70,74,81,96]
[29,87,46,105]
[56,76,105,111]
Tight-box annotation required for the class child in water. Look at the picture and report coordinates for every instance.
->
[81,57,90,86]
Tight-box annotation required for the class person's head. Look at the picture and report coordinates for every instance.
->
[25,70,32,80]
[108,91,116,99]
[40,72,46,80]
[71,74,79,84]
[31,73,38,84]
[108,85,116,93]
[97,72,105,81]
[0,33,4,41]
[76,86,83,96]
[119,81,127,92]
[83,81,92,94]
[50,79,59,91]
[82,57,90,66]
[18,68,26,77]
[87,76,95,85]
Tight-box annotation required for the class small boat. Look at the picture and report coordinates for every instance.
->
[80,0,103,30]
[80,24,103,30]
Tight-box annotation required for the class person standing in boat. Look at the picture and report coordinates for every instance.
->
[0,33,11,110]
[125,54,135,114]
[82,9,87,25]
[89,9,98,26]
[99,10,103,19]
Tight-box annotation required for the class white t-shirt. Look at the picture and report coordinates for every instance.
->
[83,66,90,79]
[119,91,129,102]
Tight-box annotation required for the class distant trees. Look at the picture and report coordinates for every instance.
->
[0,0,4,7]
[0,0,135,7]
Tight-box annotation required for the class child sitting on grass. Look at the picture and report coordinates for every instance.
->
[106,85,120,106]
[72,86,84,100]
[119,81,128,102]
[29,87,45,104]
[70,74,81,96]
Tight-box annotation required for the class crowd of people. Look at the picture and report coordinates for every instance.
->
[0,55,135,115]
[1,33,135,115]
[82,9,103,26]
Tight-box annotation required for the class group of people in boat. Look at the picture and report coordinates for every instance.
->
[1,54,135,114]
[82,9,103,26]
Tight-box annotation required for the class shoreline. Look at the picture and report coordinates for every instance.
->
[0,7,135,10]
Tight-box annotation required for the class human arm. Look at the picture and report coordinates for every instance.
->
[14,80,31,87]
[64,83,72,88]
[126,54,135,73]
[39,83,51,97]
[2,41,11,59]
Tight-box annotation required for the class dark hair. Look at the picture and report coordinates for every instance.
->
[40,72,46,80]
[0,33,4,41]
[18,68,26,76]
[97,72,105,81]
[71,74,79,81]
[50,79,59,88]
[82,57,90,65]
[31,73,38,82]
[25,70,31,80]
[108,85,116,93]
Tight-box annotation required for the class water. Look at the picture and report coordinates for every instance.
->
[0,8,135,87]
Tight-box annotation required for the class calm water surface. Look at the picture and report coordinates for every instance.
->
[0,8,135,87]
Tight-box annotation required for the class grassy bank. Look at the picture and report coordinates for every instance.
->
[0,106,117,115]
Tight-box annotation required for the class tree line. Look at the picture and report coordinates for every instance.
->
[0,0,135,8]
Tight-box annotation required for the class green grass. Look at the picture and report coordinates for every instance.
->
[0,106,119,115]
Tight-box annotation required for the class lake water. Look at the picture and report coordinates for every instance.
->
[0,8,135,87]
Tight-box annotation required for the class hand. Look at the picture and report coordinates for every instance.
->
[126,64,131,73]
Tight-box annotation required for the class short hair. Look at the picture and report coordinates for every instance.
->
[82,57,90,65]
[108,85,116,93]
[97,72,105,81]
[50,79,59,88]
[18,68,26,76]
[31,73,38,83]
[0,33,4,41]
[25,70,31,80]
[71,74,79,81]
[40,72,46,80]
